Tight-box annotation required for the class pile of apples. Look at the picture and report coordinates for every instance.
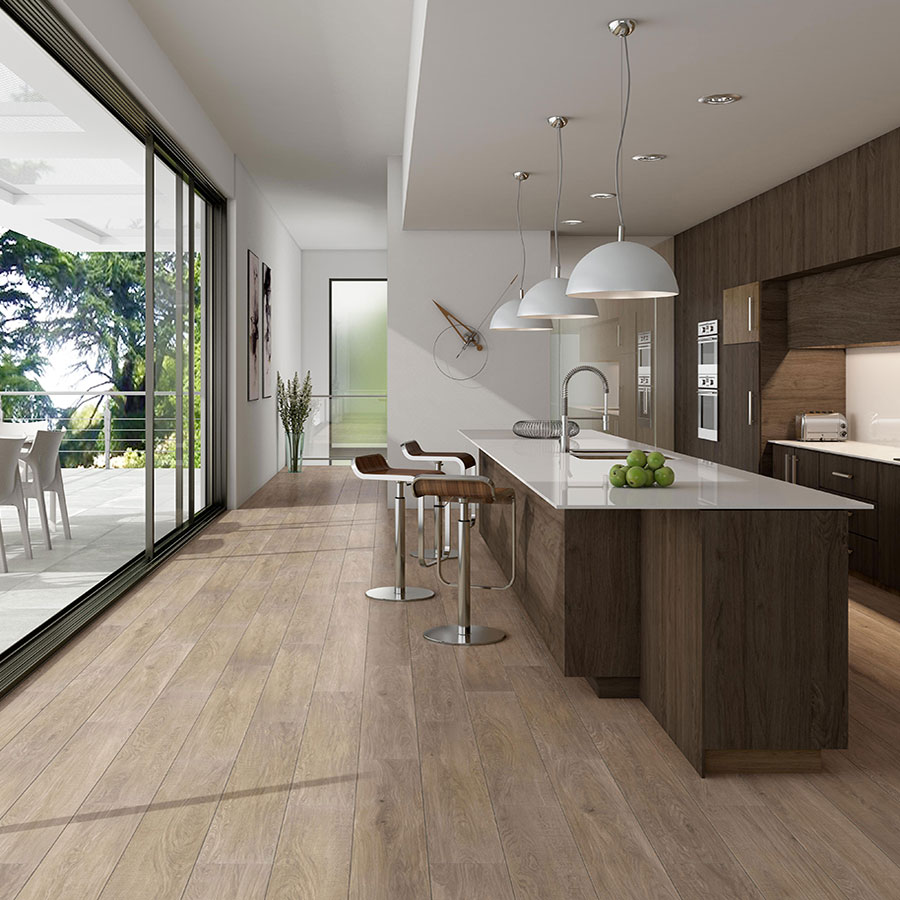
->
[609,449,676,488]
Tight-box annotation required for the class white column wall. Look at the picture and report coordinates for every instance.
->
[386,156,551,489]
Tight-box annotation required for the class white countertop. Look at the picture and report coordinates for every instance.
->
[461,429,872,511]
[770,439,900,467]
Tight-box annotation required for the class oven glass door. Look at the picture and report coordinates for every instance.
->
[698,389,718,441]
[698,336,718,371]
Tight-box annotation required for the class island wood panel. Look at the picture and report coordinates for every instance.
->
[640,510,703,773]
[478,453,641,681]
[674,122,900,462]
[787,253,900,349]
[478,453,566,670]
[565,510,640,680]
[701,510,848,754]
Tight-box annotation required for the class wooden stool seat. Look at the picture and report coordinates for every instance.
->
[411,474,516,647]
[401,440,476,472]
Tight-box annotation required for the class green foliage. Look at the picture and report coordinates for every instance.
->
[277,371,313,436]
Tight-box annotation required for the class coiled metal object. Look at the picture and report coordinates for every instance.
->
[512,420,580,439]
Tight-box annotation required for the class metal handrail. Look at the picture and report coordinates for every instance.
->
[0,389,189,469]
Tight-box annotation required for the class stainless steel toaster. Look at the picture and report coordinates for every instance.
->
[796,412,848,442]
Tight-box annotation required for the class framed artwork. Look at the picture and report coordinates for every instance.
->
[261,262,272,398]
[247,249,260,401]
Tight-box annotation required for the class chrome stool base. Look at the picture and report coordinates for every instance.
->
[366,586,434,603]
[424,624,505,646]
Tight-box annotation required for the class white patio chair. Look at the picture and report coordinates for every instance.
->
[0,436,32,573]
[21,429,71,550]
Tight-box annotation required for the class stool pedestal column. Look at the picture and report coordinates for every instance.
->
[366,481,434,602]
[424,499,505,645]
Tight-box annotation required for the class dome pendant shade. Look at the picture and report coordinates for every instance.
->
[517,276,598,319]
[566,240,679,300]
[490,298,553,331]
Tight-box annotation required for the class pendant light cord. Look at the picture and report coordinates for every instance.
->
[516,175,526,293]
[614,34,631,240]
[554,124,562,274]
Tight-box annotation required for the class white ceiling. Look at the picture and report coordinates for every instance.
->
[404,0,900,236]
[124,0,900,249]
[127,0,414,251]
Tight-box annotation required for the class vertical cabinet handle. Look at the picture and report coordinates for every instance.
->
[747,390,753,425]
[616,324,621,347]
[748,295,753,332]
[791,455,798,484]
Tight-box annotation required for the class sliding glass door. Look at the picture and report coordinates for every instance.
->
[0,2,225,679]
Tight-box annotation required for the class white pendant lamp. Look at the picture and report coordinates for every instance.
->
[491,171,553,331]
[567,19,679,301]
[518,116,598,319]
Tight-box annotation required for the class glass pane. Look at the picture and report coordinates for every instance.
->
[0,9,146,651]
[152,157,179,541]
[329,280,387,460]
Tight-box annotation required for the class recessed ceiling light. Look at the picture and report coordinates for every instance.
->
[632,154,666,162]
[698,93,742,105]
[561,219,583,226]
[589,192,616,200]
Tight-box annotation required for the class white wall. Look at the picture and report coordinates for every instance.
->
[387,156,551,480]
[846,347,900,444]
[229,161,303,506]
[300,250,387,395]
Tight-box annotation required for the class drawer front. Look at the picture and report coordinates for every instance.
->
[847,505,878,540]
[849,533,878,580]
[818,454,878,500]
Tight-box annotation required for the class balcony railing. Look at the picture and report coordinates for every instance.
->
[0,390,186,469]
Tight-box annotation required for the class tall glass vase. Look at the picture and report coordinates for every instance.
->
[285,430,304,473]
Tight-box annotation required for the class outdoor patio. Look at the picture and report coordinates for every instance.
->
[0,467,190,653]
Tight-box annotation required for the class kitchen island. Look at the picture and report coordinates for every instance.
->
[462,429,870,775]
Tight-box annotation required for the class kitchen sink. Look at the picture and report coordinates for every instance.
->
[569,449,634,460]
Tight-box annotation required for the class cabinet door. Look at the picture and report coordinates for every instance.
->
[770,444,819,487]
[720,342,760,472]
[723,282,760,344]
[878,463,900,590]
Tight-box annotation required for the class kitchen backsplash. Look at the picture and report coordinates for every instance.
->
[846,346,900,444]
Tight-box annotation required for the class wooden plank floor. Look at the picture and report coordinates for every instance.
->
[1,464,899,899]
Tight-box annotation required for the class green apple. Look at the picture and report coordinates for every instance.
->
[626,449,647,469]
[608,466,627,488]
[626,466,648,488]
[646,451,666,471]
[654,466,676,487]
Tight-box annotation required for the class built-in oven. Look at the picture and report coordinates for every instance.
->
[637,330,652,426]
[698,375,718,442]
[697,319,718,377]
[637,331,652,378]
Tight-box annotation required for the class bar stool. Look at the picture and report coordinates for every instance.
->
[412,474,516,645]
[401,440,476,566]
[351,454,443,602]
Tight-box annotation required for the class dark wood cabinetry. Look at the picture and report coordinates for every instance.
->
[720,343,759,472]
[717,281,844,475]
[771,442,900,592]
[723,281,760,344]
[788,255,900,349]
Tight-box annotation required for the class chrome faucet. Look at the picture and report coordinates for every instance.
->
[560,365,610,453]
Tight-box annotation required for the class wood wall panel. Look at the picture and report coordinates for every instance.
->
[675,123,900,460]
[787,254,900,349]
